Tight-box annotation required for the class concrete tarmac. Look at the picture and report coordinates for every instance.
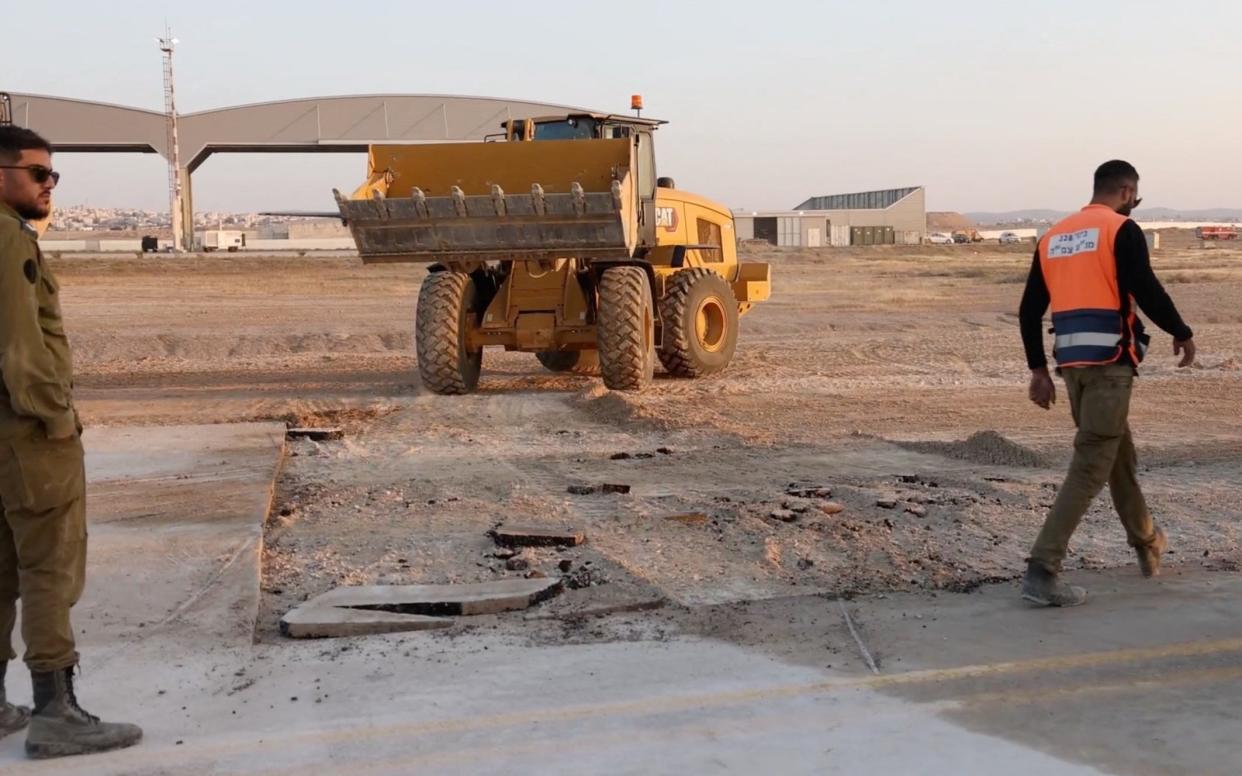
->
[0,424,1238,774]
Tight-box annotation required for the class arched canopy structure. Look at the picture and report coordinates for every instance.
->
[5,92,594,247]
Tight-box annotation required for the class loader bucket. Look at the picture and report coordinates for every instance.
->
[339,139,638,264]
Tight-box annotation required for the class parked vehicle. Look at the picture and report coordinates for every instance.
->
[927,232,954,245]
[999,231,1023,245]
[198,230,246,252]
[1196,226,1238,241]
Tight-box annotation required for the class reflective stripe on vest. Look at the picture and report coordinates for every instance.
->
[1050,308,1123,366]
[1038,205,1143,368]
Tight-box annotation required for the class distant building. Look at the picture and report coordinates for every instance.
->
[735,186,926,247]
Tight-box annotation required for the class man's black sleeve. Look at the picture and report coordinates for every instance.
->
[1115,221,1193,341]
[1018,248,1051,370]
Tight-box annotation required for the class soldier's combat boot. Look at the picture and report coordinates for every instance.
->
[0,662,31,740]
[25,667,142,759]
[1136,525,1168,578]
[1021,561,1087,607]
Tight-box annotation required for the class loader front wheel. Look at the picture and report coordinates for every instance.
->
[596,267,655,392]
[536,349,600,375]
[416,271,482,395]
[658,268,739,378]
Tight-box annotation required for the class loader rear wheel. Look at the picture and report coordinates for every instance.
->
[416,271,482,395]
[658,268,739,378]
[536,349,600,375]
[596,267,655,392]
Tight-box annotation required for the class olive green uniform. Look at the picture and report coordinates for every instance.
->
[0,201,86,673]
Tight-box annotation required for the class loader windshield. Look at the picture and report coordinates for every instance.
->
[532,116,599,140]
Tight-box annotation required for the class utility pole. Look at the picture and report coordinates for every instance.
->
[158,29,184,251]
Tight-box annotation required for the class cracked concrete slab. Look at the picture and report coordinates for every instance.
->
[279,606,452,639]
[297,578,564,621]
[491,525,586,547]
[55,423,287,648]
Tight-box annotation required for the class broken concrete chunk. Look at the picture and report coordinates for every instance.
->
[557,559,573,573]
[492,525,586,548]
[564,565,605,589]
[770,508,798,522]
[280,607,451,639]
[286,427,344,441]
[567,485,596,495]
[505,557,530,572]
[786,483,833,499]
[819,502,846,515]
[304,578,563,618]
[905,504,928,518]
[877,498,898,509]
[601,483,631,494]
[492,547,518,560]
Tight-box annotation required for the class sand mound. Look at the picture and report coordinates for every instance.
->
[900,430,1047,468]
[571,386,671,431]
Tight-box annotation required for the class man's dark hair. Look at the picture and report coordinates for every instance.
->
[1094,160,1139,195]
[0,126,54,165]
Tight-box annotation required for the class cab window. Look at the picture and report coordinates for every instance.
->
[532,117,598,140]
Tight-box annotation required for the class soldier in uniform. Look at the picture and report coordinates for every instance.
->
[0,126,142,758]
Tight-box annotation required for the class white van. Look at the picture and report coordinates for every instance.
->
[199,230,246,252]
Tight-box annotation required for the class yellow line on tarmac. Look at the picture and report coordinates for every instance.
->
[865,636,1242,690]
[226,662,1242,776]
[951,665,1242,708]
[29,636,1242,775]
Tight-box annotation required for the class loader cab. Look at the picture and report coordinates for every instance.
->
[502,113,659,143]
[502,113,664,249]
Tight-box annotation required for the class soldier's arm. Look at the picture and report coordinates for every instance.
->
[0,228,77,438]
[1115,221,1193,340]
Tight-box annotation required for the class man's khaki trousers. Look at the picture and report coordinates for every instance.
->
[1030,364,1158,573]
[0,430,86,672]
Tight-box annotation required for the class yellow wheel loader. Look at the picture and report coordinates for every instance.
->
[336,110,771,394]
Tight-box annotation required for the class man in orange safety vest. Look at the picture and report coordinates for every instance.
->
[1018,160,1196,607]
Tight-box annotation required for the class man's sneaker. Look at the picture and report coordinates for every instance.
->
[1136,525,1168,578]
[1021,561,1087,607]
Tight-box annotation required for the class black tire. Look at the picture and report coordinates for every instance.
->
[658,268,739,378]
[536,349,600,375]
[596,267,654,391]
[416,271,482,395]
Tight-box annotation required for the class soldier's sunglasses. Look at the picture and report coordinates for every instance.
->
[0,165,60,185]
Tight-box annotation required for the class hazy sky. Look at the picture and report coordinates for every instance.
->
[4,0,1240,214]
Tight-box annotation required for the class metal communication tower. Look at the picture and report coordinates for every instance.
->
[158,29,184,251]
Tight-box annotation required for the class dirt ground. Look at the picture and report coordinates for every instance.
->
[55,238,1242,638]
